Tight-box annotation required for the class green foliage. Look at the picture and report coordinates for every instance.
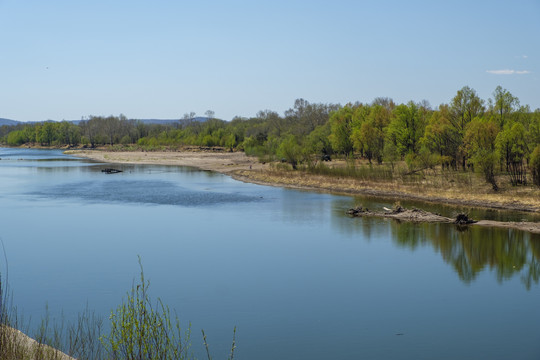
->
[284,98,340,137]
[305,124,332,157]
[449,86,485,134]
[496,122,527,185]
[421,106,459,163]
[491,86,519,129]
[352,121,384,164]
[387,101,425,156]
[530,145,540,187]
[277,135,302,169]
[464,119,499,190]
[6,130,25,146]
[420,149,442,170]
[328,105,354,155]
[528,111,540,146]
[100,258,192,360]
[38,122,57,146]
[382,139,400,171]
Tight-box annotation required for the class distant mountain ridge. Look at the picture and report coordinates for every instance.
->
[0,117,210,126]
[0,118,19,126]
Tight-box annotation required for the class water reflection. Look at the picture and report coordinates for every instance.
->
[389,221,540,289]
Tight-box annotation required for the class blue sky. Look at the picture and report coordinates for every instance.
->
[1,0,539,122]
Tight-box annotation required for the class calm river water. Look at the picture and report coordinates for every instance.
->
[0,148,539,359]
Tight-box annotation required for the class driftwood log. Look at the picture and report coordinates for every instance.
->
[101,168,123,174]
[347,205,540,234]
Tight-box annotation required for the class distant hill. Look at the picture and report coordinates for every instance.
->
[0,118,19,126]
[134,117,210,125]
[0,117,210,126]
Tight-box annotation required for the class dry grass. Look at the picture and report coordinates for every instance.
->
[232,160,540,213]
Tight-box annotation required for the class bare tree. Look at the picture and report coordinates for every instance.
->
[204,110,215,120]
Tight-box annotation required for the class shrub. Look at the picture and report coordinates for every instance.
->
[100,257,192,360]
[6,130,26,146]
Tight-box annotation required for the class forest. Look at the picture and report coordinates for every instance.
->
[2,85,540,190]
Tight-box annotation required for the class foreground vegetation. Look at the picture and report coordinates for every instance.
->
[2,85,540,192]
[0,257,235,360]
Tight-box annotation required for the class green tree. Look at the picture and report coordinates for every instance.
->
[277,134,302,169]
[352,121,384,164]
[527,110,540,148]
[6,130,25,146]
[38,122,57,146]
[530,145,540,187]
[22,125,37,143]
[284,99,339,137]
[305,123,333,158]
[421,105,460,168]
[448,86,485,168]
[449,86,485,133]
[491,86,519,129]
[329,105,354,155]
[496,122,527,185]
[387,101,425,156]
[464,119,500,190]
[58,121,81,146]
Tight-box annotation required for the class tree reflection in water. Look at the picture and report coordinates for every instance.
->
[390,221,540,289]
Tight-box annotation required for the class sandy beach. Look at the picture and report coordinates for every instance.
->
[66,148,264,173]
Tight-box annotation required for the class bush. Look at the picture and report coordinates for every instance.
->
[277,135,301,169]
[472,149,498,191]
[100,258,192,360]
[6,130,25,146]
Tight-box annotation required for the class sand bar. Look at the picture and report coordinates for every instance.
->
[66,148,263,173]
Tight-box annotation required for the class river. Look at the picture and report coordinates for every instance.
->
[0,147,539,359]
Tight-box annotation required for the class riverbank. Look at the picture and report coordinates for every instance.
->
[67,148,540,214]
[1,326,74,360]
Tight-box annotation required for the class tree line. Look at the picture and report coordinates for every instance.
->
[1,85,540,188]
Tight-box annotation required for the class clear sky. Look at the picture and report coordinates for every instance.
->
[1,0,539,122]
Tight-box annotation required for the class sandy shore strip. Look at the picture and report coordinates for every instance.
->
[2,326,74,360]
[67,149,264,173]
[67,149,540,214]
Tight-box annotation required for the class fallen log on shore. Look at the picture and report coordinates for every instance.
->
[347,205,475,224]
[347,205,540,234]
